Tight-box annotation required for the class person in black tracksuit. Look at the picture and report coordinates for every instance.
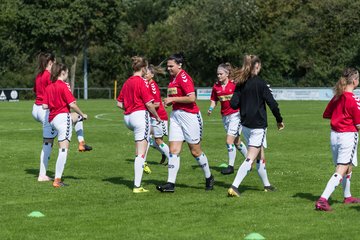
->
[227,54,285,197]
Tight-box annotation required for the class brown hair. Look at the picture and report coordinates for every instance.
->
[148,64,166,75]
[334,67,359,97]
[37,52,55,74]
[50,63,68,82]
[233,55,261,85]
[131,56,148,72]
[218,62,233,77]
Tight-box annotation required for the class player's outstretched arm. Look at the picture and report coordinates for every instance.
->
[69,102,87,120]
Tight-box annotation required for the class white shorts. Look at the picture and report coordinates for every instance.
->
[169,110,203,144]
[32,104,58,139]
[242,126,267,148]
[50,113,72,142]
[151,118,168,138]
[124,110,150,142]
[222,112,242,137]
[330,130,358,166]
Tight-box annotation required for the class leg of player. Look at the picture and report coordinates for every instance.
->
[142,138,151,174]
[341,166,360,204]
[222,135,236,175]
[156,141,182,193]
[234,136,247,157]
[53,140,70,188]
[155,137,170,164]
[256,147,275,192]
[189,143,214,191]
[38,138,54,181]
[133,139,149,193]
[228,146,260,197]
[315,164,348,211]
[71,112,92,152]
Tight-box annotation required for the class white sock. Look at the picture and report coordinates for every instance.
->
[195,153,211,178]
[256,159,271,187]
[39,142,52,176]
[227,144,236,167]
[232,158,253,188]
[159,142,170,159]
[167,154,180,183]
[236,142,248,157]
[134,155,145,187]
[55,148,68,179]
[74,120,84,142]
[143,141,151,162]
[321,173,343,200]
[342,172,352,198]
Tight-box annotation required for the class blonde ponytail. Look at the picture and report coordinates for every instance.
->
[233,55,261,85]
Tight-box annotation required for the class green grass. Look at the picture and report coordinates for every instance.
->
[1,100,360,240]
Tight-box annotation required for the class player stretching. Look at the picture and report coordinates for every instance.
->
[228,54,284,197]
[144,65,170,165]
[207,63,247,175]
[315,68,360,211]
[43,63,88,187]
[156,52,214,193]
[117,56,161,193]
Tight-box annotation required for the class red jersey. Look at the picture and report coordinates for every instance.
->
[149,79,168,120]
[117,76,154,115]
[167,70,199,114]
[34,70,52,105]
[210,80,239,116]
[323,92,360,132]
[43,80,76,122]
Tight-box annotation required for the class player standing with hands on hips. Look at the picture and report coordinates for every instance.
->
[207,63,247,175]
[315,68,360,211]
[43,63,88,188]
[228,54,284,197]
[156,52,214,193]
[117,56,162,193]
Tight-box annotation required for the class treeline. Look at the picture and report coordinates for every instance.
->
[1,0,360,89]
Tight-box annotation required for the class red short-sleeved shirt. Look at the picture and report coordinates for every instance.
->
[43,80,76,122]
[210,80,239,116]
[323,92,360,132]
[149,79,168,120]
[167,70,199,114]
[34,70,52,105]
[117,76,154,115]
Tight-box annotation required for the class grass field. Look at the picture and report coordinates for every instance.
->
[1,100,360,240]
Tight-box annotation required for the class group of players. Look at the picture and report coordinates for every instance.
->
[32,51,360,212]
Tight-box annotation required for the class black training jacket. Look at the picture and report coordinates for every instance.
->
[230,75,283,128]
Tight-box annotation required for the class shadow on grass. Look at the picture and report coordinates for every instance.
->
[350,206,360,211]
[102,176,203,190]
[125,159,161,165]
[292,192,342,204]
[214,179,260,193]
[24,168,86,180]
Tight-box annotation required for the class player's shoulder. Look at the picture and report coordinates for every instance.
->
[178,70,192,83]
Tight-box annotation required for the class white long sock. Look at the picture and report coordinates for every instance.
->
[134,155,145,187]
[39,142,52,176]
[55,148,68,179]
[342,172,352,198]
[74,120,84,142]
[143,141,151,161]
[167,154,180,183]
[159,142,170,159]
[256,159,271,187]
[227,144,236,167]
[321,173,343,200]
[195,153,211,178]
[236,142,248,157]
[232,158,253,188]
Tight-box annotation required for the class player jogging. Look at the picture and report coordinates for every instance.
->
[156,52,214,193]
[315,68,360,211]
[207,63,247,175]
[117,56,161,193]
[43,63,88,188]
[228,54,284,197]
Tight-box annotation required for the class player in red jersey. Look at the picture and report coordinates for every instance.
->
[315,68,360,211]
[117,56,161,193]
[156,53,214,193]
[207,63,247,175]
[32,52,57,182]
[144,65,170,165]
[43,63,88,188]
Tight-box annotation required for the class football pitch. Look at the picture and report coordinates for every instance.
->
[1,100,360,240]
